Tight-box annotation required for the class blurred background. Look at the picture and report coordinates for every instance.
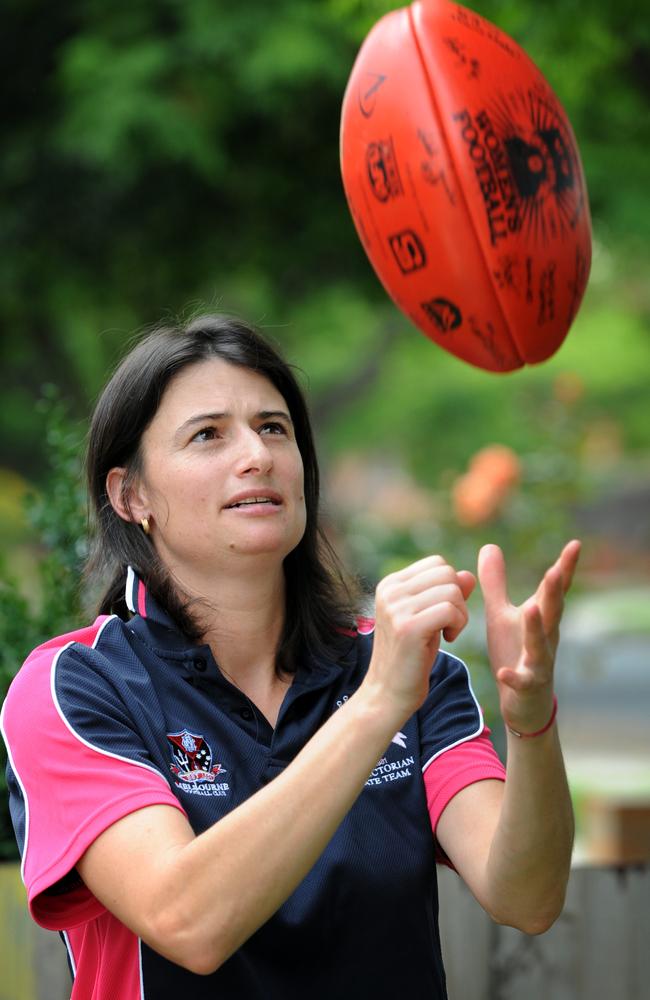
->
[0,0,648,992]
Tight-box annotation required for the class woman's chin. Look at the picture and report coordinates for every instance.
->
[223,528,302,561]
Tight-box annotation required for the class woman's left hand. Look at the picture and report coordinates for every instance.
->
[477,540,581,736]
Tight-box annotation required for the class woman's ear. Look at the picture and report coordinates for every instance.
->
[106,467,149,524]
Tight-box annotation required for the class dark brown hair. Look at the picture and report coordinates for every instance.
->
[85,314,357,671]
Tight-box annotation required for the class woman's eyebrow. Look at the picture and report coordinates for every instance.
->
[174,412,228,440]
[174,409,293,440]
[257,409,293,423]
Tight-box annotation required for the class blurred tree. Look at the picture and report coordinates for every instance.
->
[0,389,86,858]
[0,0,375,472]
[1,0,648,480]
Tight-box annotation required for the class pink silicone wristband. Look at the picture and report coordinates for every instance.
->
[506,695,558,739]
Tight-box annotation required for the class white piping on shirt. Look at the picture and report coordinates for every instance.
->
[420,650,485,773]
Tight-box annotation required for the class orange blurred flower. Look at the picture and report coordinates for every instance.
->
[452,444,521,526]
[468,444,521,490]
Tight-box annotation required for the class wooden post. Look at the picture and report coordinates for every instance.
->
[438,862,650,1000]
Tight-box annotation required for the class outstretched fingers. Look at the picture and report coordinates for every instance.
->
[477,544,510,614]
[558,539,581,594]
[496,601,550,692]
[543,539,581,594]
[522,601,552,670]
[536,539,581,634]
[536,563,564,633]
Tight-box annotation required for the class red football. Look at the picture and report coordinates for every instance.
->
[340,0,592,372]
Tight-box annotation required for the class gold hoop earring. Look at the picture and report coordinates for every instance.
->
[140,517,151,536]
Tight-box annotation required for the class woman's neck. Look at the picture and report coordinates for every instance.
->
[172,561,288,690]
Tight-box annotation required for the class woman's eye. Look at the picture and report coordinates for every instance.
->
[193,426,218,442]
[259,422,287,436]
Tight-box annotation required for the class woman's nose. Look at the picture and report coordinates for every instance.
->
[235,428,273,475]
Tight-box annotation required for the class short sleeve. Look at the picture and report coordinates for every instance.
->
[1,618,186,930]
[423,730,506,866]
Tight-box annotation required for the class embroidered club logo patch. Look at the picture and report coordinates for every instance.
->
[167,730,230,797]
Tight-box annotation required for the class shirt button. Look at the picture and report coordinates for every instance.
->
[240,707,253,721]
[194,658,207,672]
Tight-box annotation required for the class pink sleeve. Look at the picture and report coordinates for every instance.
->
[2,632,187,931]
[422,729,506,867]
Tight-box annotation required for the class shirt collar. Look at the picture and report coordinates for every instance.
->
[124,566,359,675]
[125,566,181,633]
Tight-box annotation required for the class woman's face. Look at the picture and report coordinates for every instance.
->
[128,358,306,580]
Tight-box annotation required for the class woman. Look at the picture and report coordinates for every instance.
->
[2,315,579,999]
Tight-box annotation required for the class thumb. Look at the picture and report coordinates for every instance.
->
[477,544,509,613]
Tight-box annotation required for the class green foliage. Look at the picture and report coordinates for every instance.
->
[2,0,648,480]
[0,391,87,859]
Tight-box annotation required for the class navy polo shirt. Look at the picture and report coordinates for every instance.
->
[2,568,503,999]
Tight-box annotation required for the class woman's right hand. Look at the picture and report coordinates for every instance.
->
[364,555,476,719]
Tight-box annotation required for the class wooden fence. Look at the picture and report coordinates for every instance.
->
[439,862,650,999]
[1,862,648,999]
